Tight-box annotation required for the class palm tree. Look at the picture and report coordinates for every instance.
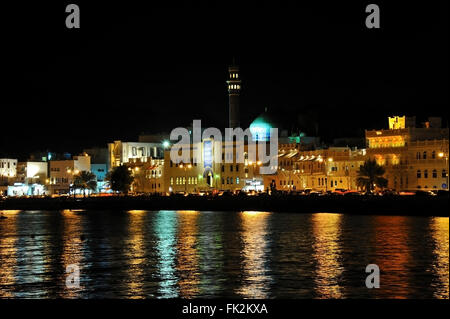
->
[106,165,134,194]
[357,159,388,194]
[73,171,97,197]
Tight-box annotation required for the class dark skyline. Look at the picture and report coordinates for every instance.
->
[1,1,448,159]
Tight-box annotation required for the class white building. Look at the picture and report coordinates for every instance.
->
[108,140,163,168]
[49,155,91,195]
[0,158,17,182]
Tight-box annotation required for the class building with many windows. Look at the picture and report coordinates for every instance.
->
[264,145,366,192]
[108,140,164,168]
[48,154,91,195]
[163,138,266,194]
[366,116,449,191]
[0,158,17,182]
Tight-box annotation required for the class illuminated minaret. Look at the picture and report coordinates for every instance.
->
[226,63,241,128]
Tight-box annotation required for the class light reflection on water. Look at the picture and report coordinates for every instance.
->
[312,213,343,299]
[0,210,448,299]
[236,211,272,299]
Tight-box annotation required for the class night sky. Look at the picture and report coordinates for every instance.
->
[1,1,448,159]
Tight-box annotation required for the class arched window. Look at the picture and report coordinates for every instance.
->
[432,169,437,178]
[423,151,427,159]
[432,151,436,159]
[424,169,428,178]
[416,152,421,160]
[417,170,421,178]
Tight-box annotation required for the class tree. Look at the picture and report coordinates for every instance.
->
[73,171,97,197]
[357,159,388,194]
[106,165,134,194]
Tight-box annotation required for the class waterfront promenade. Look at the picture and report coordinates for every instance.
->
[1,194,448,216]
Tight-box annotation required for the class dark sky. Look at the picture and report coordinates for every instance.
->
[1,1,448,159]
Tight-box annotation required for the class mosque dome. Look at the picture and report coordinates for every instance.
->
[249,108,278,141]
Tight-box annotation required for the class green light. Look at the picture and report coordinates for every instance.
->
[162,140,170,148]
[215,174,220,179]
[198,174,203,179]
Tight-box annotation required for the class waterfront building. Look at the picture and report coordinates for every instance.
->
[163,138,265,194]
[15,161,48,185]
[108,140,164,168]
[366,116,449,191]
[48,154,91,195]
[6,161,49,196]
[0,158,17,181]
[90,163,108,193]
[264,145,366,192]
[127,158,165,194]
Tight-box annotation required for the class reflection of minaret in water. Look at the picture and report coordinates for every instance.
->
[226,60,241,128]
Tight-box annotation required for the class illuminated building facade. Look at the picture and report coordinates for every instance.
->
[366,116,449,191]
[0,159,17,182]
[108,140,164,168]
[264,145,366,192]
[127,158,165,194]
[15,161,48,185]
[49,155,91,194]
[163,139,264,194]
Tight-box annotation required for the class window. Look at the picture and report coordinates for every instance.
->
[170,177,173,185]
[221,165,224,172]
[443,170,447,178]
[236,165,239,172]
[230,165,233,172]
[132,147,137,156]
[424,169,428,178]
[417,170,421,178]
[432,151,436,159]
[432,169,437,178]
[423,151,427,159]
[226,177,229,184]
[416,152,421,160]
[236,177,239,184]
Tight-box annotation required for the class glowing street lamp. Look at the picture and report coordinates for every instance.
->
[162,140,170,149]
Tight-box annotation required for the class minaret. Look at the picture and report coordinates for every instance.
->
[226,62,241,128]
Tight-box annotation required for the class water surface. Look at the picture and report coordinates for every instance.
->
[0,210,448,299]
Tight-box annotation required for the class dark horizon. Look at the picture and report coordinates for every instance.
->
[1,1,448,159]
